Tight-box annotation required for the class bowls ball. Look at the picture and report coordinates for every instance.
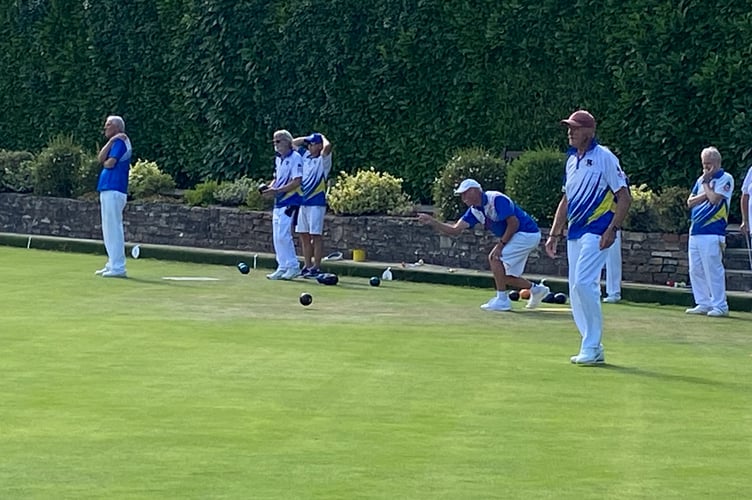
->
[542,292,556,304]
[520,289,531,300]
[369,276,381,287]
[554,292,567,304]
[237,262,250,274]
[508,290,520,301]
[299,292,313,306]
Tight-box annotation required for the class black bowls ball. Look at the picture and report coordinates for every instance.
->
[299,292,313,306]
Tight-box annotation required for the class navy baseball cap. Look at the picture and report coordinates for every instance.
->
[303,133,323,144]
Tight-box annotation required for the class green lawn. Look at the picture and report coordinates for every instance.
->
[1,247,750,499]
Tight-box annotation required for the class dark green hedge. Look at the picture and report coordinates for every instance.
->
[1,0,751,210]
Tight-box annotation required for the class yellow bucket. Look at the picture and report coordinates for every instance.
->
[352,249,366,262]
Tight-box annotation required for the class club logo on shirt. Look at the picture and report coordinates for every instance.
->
[586,159,593,166]
[723,182,731,192]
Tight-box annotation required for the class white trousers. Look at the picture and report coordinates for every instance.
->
[603,230,622,297]
[272,206,299,270]
[688,234,728,310]
[568,233,609,352]
[100,190,127,274]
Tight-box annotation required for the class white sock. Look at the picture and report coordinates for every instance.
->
[496,290,508,300]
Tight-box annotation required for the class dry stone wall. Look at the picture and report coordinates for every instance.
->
[0,193,706,287]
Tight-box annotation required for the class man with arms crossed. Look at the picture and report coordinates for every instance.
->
[418,179,550,311]
[292,132,333,277]
[685,147,734,317]
[262,129,303,280]
[545,110,631,365]
[95,115,132,278]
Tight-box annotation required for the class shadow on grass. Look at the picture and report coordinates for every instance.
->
[597,363,732,388]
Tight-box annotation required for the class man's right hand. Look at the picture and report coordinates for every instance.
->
[544,236,559,258]
[741,221,749,235]
[417,213,434,225]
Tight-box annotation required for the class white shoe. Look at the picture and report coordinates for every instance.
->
[603,295,621,303]
[281,267,301,280]
[480,297,512,312]
[685,305,711,315]
[101,270,127,278]
[570,348,605,365]
[526,284,550,309]
[707,307,729,317]
[266,269,286,280]
[95,267,109,275]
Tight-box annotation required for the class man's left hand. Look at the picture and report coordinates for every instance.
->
[600,229,616,250]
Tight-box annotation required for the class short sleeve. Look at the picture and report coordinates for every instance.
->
[108,139,126,160]
[493,195,514,220]
[741,166,752,194]
[603,154,628,193]
[321,154,333,178]
[460,207,479,228]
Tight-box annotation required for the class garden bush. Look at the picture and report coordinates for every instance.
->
[432,148,506,221]
[505,148,566,226]
[214,177,256,207]
[32,135,87,198]
[654,185,691,233]
[623,184,660,233]
[76,155,102,197]
[0,150,35,193]
[184,180,219,207]
[328,168,413,216]
[129,159,176,200]
[245,181,274,211]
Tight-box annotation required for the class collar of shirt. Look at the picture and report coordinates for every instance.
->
[566,138,599,158]
[275,149,294,159]
[473,192,489,210]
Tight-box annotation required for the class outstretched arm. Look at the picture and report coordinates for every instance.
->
[416,213,468,236]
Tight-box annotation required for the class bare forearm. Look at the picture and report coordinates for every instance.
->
[550,196,568,235]
[427,218,463,236]
[610,187,631,228]
[742,194,750,224]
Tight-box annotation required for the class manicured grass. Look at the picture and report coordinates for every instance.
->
[1,247,750,499]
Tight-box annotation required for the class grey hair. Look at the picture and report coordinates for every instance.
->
[700,146,722,165]
[273,129,293,144]
[107,115,125,132]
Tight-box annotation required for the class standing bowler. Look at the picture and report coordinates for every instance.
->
[293,132,333,277]
[685,147,733,317]
[262,129,303,280]
[95,115,132,278]
[546,110,631,365]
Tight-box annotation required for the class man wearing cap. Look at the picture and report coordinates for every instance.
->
[545,110,631,365]
[417,179,549,311]
[292,132,333,277]
[685,146,733,317]
[262,129,303,280]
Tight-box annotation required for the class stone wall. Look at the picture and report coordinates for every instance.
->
[0,193,693,285]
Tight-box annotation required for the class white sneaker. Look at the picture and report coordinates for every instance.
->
[101,270,127,278]
[570,348,605,365]
[281,267,301,280]
[266,269,286,280]
[707,307,729,317]
[480,296,512,312]
[685,305,711,315]
[603,295,621,303]
[526,284,550,309]
[95,267,109,275]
